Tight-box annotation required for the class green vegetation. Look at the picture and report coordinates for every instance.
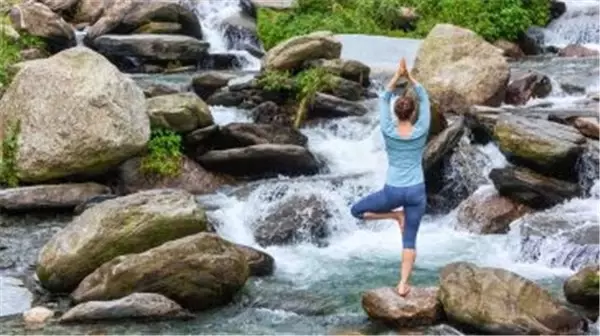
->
[257,0,551,49]
[0,11,45,87]
[257,67,336,128]
[0,119,20,187]
[140,128,183,178]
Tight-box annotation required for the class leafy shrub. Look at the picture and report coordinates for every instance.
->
[140,128,183,178]
[0,16,45,86]
[293,67,336,127]
[257,0,551,49]
[0,119,20,187]
[257,70,295,92]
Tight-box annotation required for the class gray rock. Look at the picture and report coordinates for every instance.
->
[0,183,111,212]
[310,93,368,118]
[505,71,552,105]
[423,117,465,171]
[93,34,209,61]
[59,293,192,323]
[192,71,237,100]
[253,194,331,247]
[489,166,580,209]
[197,144,320,179]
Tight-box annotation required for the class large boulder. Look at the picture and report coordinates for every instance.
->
[489,167,580,209]
[36,189,208,293]
[504,71,552,105]
[0,47,149,183]
[361,287,442,328]
[92,34,209,63]
[0,183,111,212]
[455,185,531,234]
[563,265,600,308]
[439,262,586,334]
[264,31,342,72]
[59,293,192,323]
[494,115,586,179]
[80,0,203,41]
[253,194,332,247]
[8,1,75,51]
[71,233,250,311]
[118,156,234,195]
[412,24,510,114]
[146,93,213,133]
[197,144,320,179]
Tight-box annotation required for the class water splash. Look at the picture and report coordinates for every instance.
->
[543,0,600,50]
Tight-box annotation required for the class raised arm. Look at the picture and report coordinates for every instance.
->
[378,69,403,137]
[406,72,431,139]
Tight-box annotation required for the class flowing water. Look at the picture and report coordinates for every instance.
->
[542,0,600,51]
[1,4,599,335]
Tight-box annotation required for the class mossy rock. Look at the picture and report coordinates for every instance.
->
[36,189,208,293]
[564,265,600,308]
[72,232,249,312]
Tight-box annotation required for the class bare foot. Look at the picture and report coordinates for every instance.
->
[396,282,411,297]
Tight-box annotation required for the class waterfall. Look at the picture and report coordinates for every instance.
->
[543,0,600,50]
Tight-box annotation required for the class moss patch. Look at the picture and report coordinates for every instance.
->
[140,128,183,178]
[0,118,20,187]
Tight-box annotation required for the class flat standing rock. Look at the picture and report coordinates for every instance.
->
[361,287,443,328]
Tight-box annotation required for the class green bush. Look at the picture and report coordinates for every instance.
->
[257,0,551,49]
[0,17,45,86]
[256,69,295,92]
[140,128,183,178]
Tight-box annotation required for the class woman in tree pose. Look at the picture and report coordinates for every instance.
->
[350,58,430,296]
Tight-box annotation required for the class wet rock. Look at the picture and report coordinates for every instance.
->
[494,115,586,179]
[558,44,599,58]
[92,34,209,63]
[304,58,371,86]
[0,183,112,212]
[206,89,248,107]
[133,22,182,35]
[23,306,54,329]
[439,262,586,334]
[200,53,243,70]
[564,265,600,308]
[197,144,320,179]
[455,185,531,234]
[516,28,544,55]
[588,91,600,102]
[235,244,275,277]
[518,203,599,271]
[423,117,465,171]
[493,39,525,59]
[192,71,237,100]
[216,122,308,148]
[0,276,33,317]
[550,1,567,20]
[573,117,599,139]
[253,194,332,247]
[118,156,233,195]
[0,47,149,183]
[264,31,342,72]
[146,92,213,133]
[8,1,75,52]
[324,75,365,101]
[139,82,183,98]
[489,166,580,209]
[361,287,443,328]
[59,293,192,323]
[252,101,293,127]
[184,125,220,146]
[72,233,249,312]
[37,189,208,293]
[81,0,202,41]
[310,93,369,118]
[504,71,552,105]
[412,24,509,114]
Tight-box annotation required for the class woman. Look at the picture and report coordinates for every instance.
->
[350,58,430,296]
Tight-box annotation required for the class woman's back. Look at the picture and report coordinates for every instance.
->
[378,84,431,187]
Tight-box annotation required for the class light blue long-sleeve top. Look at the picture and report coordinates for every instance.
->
[379,83,431,187]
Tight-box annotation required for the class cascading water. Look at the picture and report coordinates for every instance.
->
[543,0,600,51]
[190,0,263,71]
